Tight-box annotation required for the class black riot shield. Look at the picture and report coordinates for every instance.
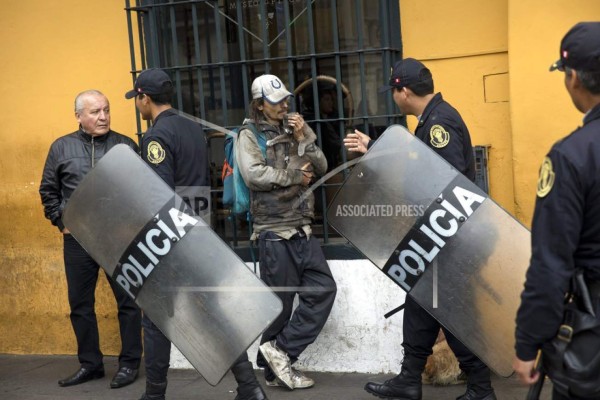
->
[62,144,282,385]
[327,125,529,377]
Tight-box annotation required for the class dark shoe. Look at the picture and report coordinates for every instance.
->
[456,389,496,400]
[364,379,422,400]
[364,358,425,400]
[58,366,105,387]
[138,380,167,400]
[110,366,138,388]
[234,386,269,400]
[456,366,496,400]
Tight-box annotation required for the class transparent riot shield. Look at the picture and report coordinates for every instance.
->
[62,144,282,385]
[327,125,529,377]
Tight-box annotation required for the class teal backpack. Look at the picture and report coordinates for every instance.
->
[221,123,267,216]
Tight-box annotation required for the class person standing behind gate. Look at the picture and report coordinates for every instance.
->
[39,90,142,389]
[236,74,337,391]
[125,68,268,400]
[513,22,600,400]
[344,58,496,400]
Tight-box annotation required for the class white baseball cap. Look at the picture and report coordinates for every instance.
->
[251,74,293,104]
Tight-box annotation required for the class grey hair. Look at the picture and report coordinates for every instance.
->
[579,70,600,94]
[74,90,106,114]
[566,68,600,95]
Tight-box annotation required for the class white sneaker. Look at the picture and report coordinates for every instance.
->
[266,368,315,389]
[265,378,281,387]
[259,341,294,390]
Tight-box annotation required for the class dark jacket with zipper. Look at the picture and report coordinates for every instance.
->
[39,128,138,231]
[515,103,600,361]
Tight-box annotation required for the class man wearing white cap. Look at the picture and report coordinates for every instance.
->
[236,74,337,391]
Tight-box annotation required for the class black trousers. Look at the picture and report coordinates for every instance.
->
[142,314,171,383]
[256,231,337,376]
[63,234,142,369]
[142,315,254,384]
[402,295,490,378]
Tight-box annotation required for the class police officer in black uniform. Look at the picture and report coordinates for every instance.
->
[345,58,495,400]
[125,69,268,400]
[514,22,600,400]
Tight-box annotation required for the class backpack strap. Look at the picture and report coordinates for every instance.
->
[239,123,264,274]
[244,122,267,158]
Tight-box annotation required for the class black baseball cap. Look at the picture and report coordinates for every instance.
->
[125,68,173,99]
[378,58,431,93]
[550,22,600,72]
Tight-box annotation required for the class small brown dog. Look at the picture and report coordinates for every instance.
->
[422,330,466,386]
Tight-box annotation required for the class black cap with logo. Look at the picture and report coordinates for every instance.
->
[125,68,173,99]
[550,22,600,72]
[378,58,432,93]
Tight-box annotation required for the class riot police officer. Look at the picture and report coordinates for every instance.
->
[345,58,495,400]
[514,22,600,400]
[125,68,268,400]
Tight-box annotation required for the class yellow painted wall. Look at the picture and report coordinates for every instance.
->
[400,0,514,213]
[400,0,600,225]
[0,0,139,355]
[508,0,600,223]
[2,0,600,357]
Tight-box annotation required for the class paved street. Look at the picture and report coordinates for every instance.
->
[0,354,554,399]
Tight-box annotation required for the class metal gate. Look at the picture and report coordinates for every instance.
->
[124,0,404,255]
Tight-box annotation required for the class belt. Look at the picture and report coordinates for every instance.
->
[290,227,307,240]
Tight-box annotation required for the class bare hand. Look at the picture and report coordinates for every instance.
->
[301,171,313,187]
[300,161,314,187]
[286,112,306,141]
[62,227,71,234]
[343,129,370,154]
[513,357,539,385]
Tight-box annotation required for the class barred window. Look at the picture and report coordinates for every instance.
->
[126,0,403,258]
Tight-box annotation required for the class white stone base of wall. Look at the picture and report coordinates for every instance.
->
[170,260,406,374]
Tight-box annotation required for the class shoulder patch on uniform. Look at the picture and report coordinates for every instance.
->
[536,157,555,198]
[147,141,165,164]
[430,125,450,148]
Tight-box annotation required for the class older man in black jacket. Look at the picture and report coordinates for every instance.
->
[39,89,142,390]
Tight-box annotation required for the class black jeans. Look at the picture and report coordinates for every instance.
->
[63,234,142,369]
[256,231,337,378]
[402,295,491,379]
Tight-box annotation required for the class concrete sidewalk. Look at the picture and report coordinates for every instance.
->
[0,354,554,400]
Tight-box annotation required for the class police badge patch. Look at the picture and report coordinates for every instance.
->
[536,156,555,197]
[147,141,165,164]
[430,125,450,148]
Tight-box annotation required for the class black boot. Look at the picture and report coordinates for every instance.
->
[456,367,496,400]
[231,359,268,400]
[364,358,425,400]
[139,380,167,400]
